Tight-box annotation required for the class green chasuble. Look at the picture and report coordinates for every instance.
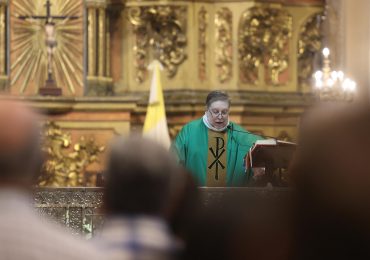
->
[172,118,262,187]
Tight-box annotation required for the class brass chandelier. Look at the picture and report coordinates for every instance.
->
[313,48,356,102]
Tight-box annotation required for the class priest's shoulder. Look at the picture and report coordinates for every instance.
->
[230,122,262,140]
[229,122,250,133]
[179,118,204,132]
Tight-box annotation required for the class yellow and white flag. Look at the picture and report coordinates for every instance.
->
[143,60,171,149]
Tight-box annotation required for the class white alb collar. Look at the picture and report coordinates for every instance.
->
[202,113,229,132]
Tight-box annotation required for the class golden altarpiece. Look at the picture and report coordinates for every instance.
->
[0,0,323,236]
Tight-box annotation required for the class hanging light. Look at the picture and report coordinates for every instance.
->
[313,47,356,102]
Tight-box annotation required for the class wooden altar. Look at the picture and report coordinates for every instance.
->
[34,187,291,238]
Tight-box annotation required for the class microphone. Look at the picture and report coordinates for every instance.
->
[227,124,278,141]
[226,124,259,147]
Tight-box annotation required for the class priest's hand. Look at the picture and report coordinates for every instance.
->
[253,167,266,180]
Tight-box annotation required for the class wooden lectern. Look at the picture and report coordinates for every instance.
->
[245,139,296,186]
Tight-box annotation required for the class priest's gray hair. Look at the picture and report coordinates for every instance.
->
[205,91,231,108]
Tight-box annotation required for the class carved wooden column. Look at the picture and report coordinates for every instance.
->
[86,0,112,96]
[105,14,111,78]
[87,5,97,77]
[98,7,106,77]
[0,0,7,90]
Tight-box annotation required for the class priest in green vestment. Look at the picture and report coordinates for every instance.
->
[172,91,263,187]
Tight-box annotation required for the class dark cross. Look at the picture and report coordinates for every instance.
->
[18,0,79,96]
[208,137,226,180]
[18,0,79,23]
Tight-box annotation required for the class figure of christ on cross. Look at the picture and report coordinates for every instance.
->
[18,0,78,96]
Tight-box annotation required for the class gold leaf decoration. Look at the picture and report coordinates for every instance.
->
[128,6,187,83]
[39,121,105,187]
[10,0,84,95]
[215,7,233,83]
[298,13,323,87]
[198,6,207,81]
[239,6,292,85]
[276,130,293,142]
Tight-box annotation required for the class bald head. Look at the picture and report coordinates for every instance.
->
[0,99,41,184]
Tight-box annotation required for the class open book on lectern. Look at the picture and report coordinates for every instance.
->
[244,139,297,171]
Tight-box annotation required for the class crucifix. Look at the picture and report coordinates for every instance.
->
[19,0,79,96]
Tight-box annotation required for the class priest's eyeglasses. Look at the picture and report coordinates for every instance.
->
[208,109,229,118]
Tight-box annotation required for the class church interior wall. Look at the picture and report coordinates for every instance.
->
[1,0,329,186]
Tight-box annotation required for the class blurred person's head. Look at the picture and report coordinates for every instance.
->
[290,103,370,258]
[0,99,41,188]
[104,136,179,216]
[205,91,230,130]
[166,169,201,240]
[291,103,370,216]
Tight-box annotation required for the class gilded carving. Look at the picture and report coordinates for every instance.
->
[298,13,323,86]
[39,122,105,187]
[215,7,233,83]
[239,7,292,85]
[128,6,149,83]
[128,6,187,83]
[276,130,293,142]
[198,6,207,81]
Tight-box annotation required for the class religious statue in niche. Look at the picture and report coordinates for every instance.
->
[11,0,84,95]
[45,21,57,75]
[18,0,78,96]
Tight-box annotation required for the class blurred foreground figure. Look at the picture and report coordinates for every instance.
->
[290,104,370,259]
[183,191,293,260]
[99,136,181,260]
[0,99,102,260]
